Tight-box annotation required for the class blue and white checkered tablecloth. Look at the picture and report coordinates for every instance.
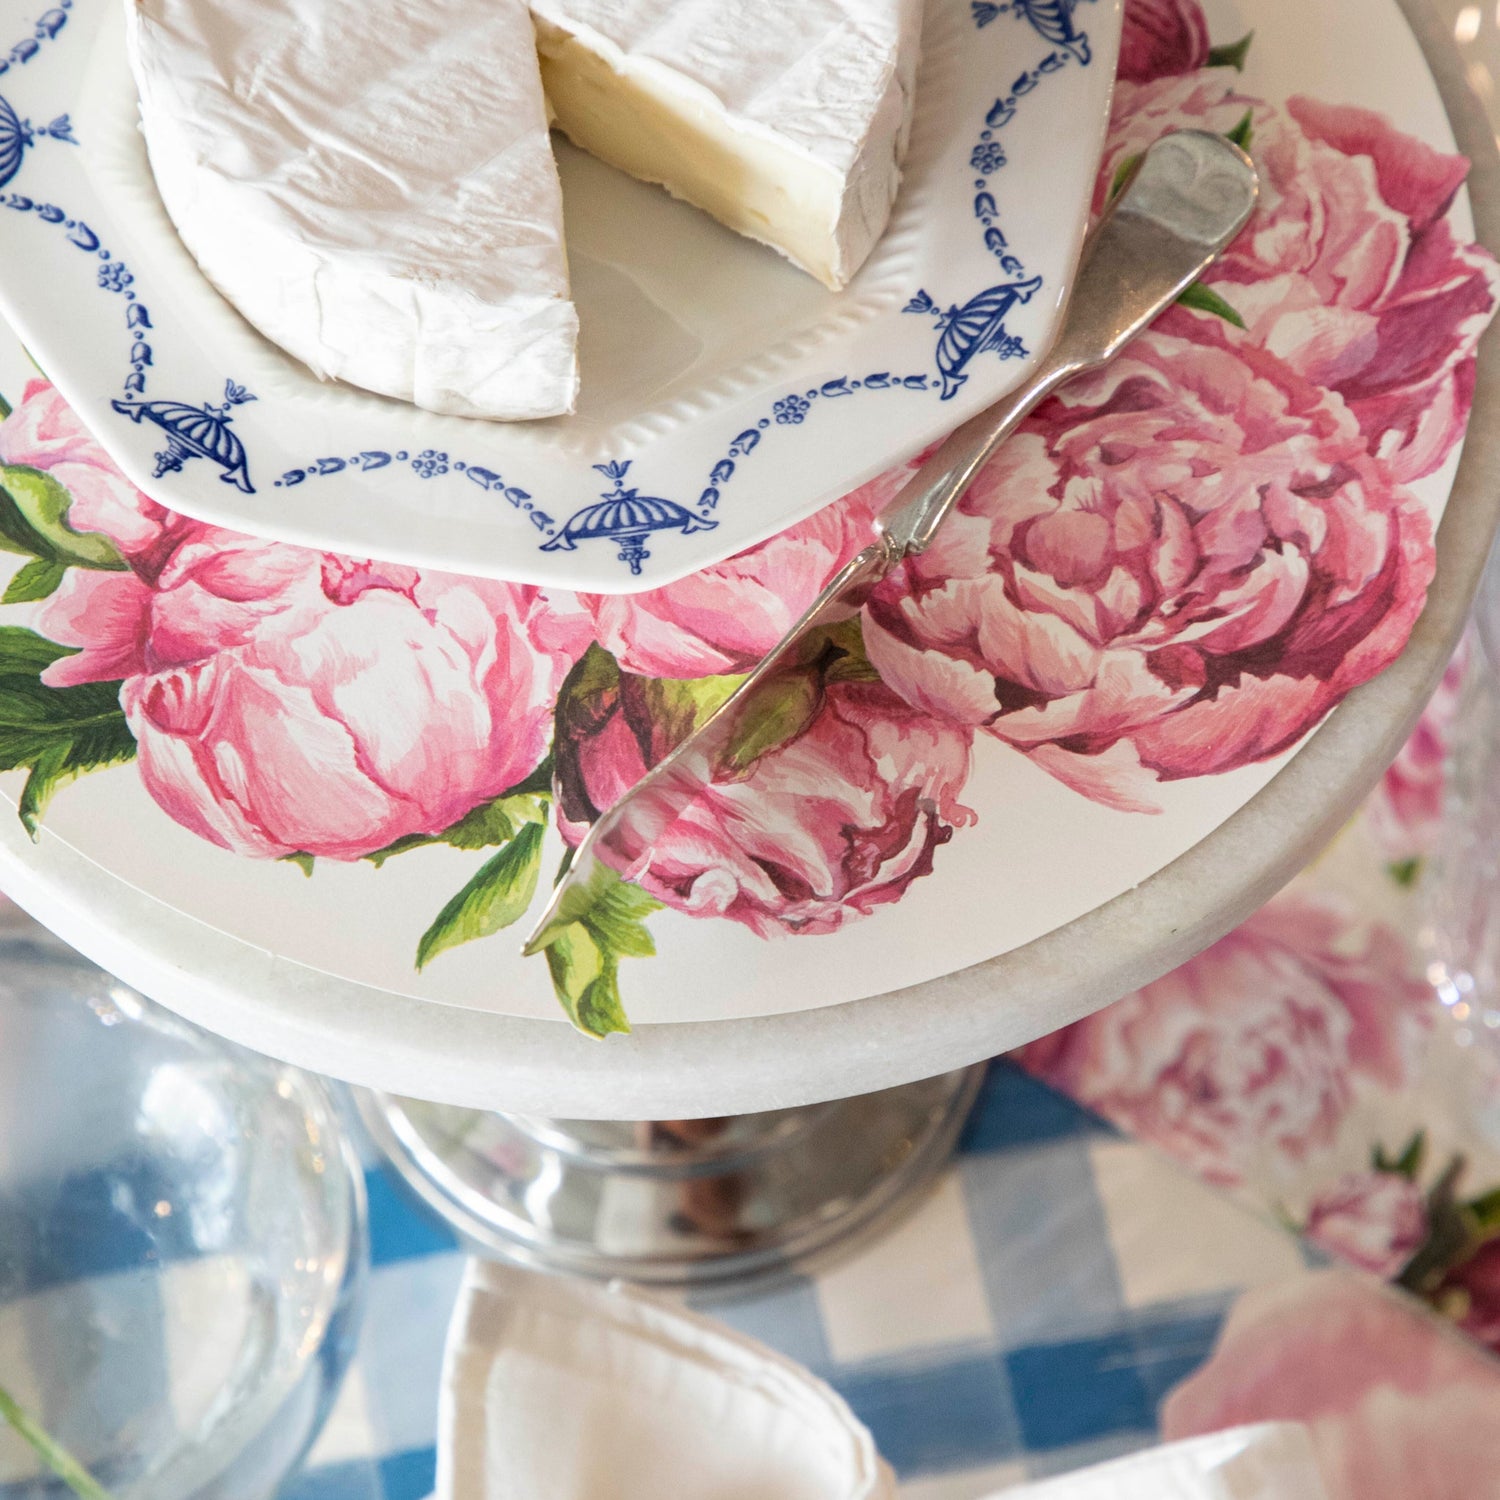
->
[290,1063,1318,1500]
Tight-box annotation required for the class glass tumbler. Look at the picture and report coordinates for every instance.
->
[0,934,367,1500]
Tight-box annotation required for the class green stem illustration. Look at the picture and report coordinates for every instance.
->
[0,1382,112,1500]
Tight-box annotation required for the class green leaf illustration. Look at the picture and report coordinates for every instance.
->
[1109,151,1143,203]
[1207,32,1255,71]
[723,668,821,774]
[0,1382,112,1500]
[1226,109,1255,153]
[542,920,602,1004]
[633,672,745,752]
[416,820,546,970]
[1177,282,1247,329]
[448,790,548,848]
[561,639,627,714]
[639,654,839,778]
[1374,1130,1427,1179]
[525,859,660,1038]
[574,966,630,1038]
[283,851,315,877]
[820,617,882,683]
[1395,1130,1428,1180]
[2,558,66,604]
[554,645,739,828]
[1399,1154,1471,1294]
[0,466,126,571]
[364,781,550,867]
[0,626,73,675]
[543,923,634,1039]
[1466,1186,1500,1237]
[580,872,660,960]
[524,853,631,951]
[543,922,630,1037]
[0,627,135,837]
[1387,857,1422,888]
[713,618,889,768]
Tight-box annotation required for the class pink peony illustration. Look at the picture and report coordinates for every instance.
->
[1101,78,1500,484]
[1016,895,1432,1185]
[0,379,182,567]
[1116,0,1210,84]
[1304,1171,1428,1278]
[577,458,920,679]
[35,517,590,860]
[864,334,1434,810]
[1163,1271,1500,1500]
[555,670,975,938]
[1363,636,1469,864]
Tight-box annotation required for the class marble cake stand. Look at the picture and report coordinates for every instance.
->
[0,0,1496,1283]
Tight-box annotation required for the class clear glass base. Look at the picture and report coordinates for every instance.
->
[1419,548,1500,1147]
[357,1067,985,1291]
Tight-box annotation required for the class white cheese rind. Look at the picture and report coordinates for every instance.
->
[530,0,923,289]
[127,0,579,420]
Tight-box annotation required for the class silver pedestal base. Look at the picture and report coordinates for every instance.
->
[356,1067,985,1289]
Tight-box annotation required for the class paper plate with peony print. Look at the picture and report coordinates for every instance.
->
[0,0,1125,595]
[0,0,1489,1083]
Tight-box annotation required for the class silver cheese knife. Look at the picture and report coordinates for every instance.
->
[524,130,1259,957]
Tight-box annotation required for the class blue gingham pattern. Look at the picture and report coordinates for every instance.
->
[289,1063,1318,1499]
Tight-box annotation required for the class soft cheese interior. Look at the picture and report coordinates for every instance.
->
[128,0,580,420]
[531,0,922,291]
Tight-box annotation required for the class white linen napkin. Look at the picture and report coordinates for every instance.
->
[990,1424,1330,1499]
[436,1259,895,1500]
[435,1258,1325,1500]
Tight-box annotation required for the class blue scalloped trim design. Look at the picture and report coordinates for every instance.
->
[0,1,74,78]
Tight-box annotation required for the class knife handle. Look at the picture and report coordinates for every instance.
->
[875,130,1257,560]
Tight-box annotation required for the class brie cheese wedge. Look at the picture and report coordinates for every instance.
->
[127,0,580,420]
[126,0,922,420]
[531,0,923,291]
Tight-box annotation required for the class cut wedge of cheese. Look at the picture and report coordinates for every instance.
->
[126,0,923,421]
[127,0,579,420]
[531,0,922,291]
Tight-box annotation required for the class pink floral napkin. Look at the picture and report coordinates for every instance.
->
[1004,1424,1330,1498]
[1015,638,1500,1324]
[1164,1271,1500,1500]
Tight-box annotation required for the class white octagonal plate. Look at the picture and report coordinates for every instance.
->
[0,0,1121,593]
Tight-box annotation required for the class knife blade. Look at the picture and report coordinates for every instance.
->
[524,130,1259,960]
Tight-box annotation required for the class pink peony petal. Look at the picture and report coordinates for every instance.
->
[579,459,912,678]
[1024,740,1165,814]
[0,380,177,566]
[1304,1171,1428,1278]
[1116,0,1210,83]
[1016,893,1430,1185]
[557,677,974,938]
[864,322,1436,799]
[36,569,153,686]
